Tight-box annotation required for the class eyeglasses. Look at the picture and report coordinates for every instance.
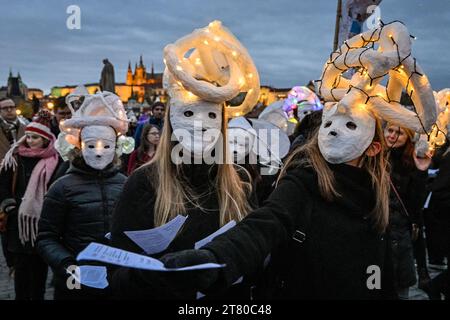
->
[0,106,16,111]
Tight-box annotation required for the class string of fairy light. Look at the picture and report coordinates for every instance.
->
[314,20,447,147]
[163,21,258,119]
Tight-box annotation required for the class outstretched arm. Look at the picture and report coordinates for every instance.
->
[161,168,312,293]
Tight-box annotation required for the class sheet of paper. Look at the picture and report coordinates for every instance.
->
[124,215,188,254]
[77,242,225,272]
[66,265,109,289]
[424,191,433,209]
[195,220,236,249]
[428,168,439,176]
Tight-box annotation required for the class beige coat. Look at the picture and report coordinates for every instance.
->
[0,121,25,162]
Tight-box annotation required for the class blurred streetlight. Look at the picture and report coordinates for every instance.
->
[47,102,54,110]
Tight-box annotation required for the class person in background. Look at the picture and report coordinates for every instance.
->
[133,102,165,148]
[0,110,60,300]
[427,142,450,300]
[127,124,160,175]
[0,98,26,273]
[384,123,432,299]
[50,104,72,138]
[1,99,25,161]
[290,110,323,150]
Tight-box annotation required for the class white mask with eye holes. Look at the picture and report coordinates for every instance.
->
[228,128,255,163]
[170,101,222,158]
[318,103,376,164]
[81,125,116,170]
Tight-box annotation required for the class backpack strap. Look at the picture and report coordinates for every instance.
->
[291,199,312,245]
[256,185,313,299]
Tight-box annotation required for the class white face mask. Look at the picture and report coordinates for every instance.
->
[170,101,222,158]
[228,128,255,162]
[81,126,116,170]
[318,103,375,164]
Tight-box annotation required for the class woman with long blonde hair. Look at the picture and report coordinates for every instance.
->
[110,21,261,299]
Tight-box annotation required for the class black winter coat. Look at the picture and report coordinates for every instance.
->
[0,155,62,254]
[110,163,257,299]
[388,147,427,288]
[37,160,126,279]
[204,163,396,300]
[429,146,450,222]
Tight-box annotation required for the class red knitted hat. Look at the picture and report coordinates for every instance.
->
[26,110,55,141]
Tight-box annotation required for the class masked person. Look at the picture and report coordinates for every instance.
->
[143,22,438,300]
[37,92,132,300]
[109,21,261,299]
[0,110,61,300]
[228,108,291,204]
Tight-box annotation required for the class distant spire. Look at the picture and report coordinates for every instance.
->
[128,61,132,71]
[17,71,21,79]
[9,67,12,77]
[151,61,154,77]
[139,54,144,67]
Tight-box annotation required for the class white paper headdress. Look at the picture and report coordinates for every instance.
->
[315,21,437,160]
[163,20,260,117]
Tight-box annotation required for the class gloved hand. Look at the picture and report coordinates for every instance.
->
[111,249,220,299]
[159,249,220,295]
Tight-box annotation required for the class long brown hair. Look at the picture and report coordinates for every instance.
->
[385,123,415,169]
[146,102,253,227]
[138,124,159,157]
[278,118,390,233]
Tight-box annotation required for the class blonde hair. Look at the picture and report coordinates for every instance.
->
[147,103,253,227]
[278,119,390,233]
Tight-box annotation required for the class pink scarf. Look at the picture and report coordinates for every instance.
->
[1,135,59,246]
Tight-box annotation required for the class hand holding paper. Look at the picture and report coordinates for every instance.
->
[77,242,224,271]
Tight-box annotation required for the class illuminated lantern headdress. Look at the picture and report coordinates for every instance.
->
[60,91,129,148]
[163,20,260,118]
[162,20,260,158]
[429,89,450,148]
[315,21,437,163]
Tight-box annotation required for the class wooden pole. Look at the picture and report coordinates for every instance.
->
[333,0,343,51]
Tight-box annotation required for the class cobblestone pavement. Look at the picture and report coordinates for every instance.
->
[0,246,443,300]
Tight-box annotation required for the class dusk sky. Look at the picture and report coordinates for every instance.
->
[1,0,449,94]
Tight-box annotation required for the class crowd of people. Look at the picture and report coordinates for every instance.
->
[0,19,449,301]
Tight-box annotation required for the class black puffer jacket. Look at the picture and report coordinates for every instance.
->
[37,159,126,276]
